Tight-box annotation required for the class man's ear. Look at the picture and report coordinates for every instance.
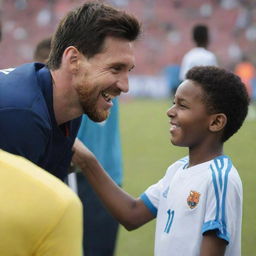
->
[209,113,227,133]
[62,46,81,74]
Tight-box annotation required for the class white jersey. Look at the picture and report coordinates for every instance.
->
[141,155,242,256]
[179,47,218,80]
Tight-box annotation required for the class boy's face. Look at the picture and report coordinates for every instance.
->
[167,80,212,148]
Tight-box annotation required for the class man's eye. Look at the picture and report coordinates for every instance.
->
[112,66,122,72]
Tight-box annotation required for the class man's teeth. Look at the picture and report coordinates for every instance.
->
[102,92,112,102]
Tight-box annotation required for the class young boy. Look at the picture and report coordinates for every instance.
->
[73,66,249,256]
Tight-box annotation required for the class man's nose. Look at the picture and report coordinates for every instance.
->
[117,72,129,93]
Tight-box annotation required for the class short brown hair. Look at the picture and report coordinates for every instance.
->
[47,2,141,70]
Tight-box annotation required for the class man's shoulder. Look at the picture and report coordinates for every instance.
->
[0,64,37,99]
[0,63,49,116]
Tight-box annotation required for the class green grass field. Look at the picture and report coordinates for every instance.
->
[115,99,256,256]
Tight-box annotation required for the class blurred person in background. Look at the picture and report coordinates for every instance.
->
[0,2,140,183]
[33,37,52,64]
[179,24,218,81]
[234,54,255,101]
[75,98,123,256]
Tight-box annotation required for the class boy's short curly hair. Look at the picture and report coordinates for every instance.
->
[186,66,249,142]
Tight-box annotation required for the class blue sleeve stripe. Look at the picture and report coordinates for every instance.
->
[210,155,232,240]
[202,220,221,234]
[202,220,230,243]
[210,165,220,220]
[140,193,157,217]
[214,157,224,190]
[221,157,232,235]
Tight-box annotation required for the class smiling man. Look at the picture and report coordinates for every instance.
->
[0,2,141,181]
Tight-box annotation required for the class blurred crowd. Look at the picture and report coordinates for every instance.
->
[0,0,256,85]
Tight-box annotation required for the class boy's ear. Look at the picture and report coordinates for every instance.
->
[209,113,227,133]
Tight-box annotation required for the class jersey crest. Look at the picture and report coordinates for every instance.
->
[187,190,200,209]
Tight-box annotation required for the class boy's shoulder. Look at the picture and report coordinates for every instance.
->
[166,155,239,178]
[165,156,189,176]
[169,156,189,169]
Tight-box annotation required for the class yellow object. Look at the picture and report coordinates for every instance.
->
[0,150,83,256]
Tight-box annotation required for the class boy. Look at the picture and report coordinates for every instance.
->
[72,66,249,256]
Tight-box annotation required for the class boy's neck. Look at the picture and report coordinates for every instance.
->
[188,143,223,168]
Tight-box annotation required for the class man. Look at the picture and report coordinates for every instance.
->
[0,2,141,181]
[0,150,83,255]
[33,34,124,256]
[0,16,82,256]
[179,24,218,81]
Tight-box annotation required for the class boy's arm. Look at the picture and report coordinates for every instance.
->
[200,230,227,256]
[72,138,155,230]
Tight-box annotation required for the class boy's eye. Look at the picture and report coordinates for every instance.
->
[179,103,188,108]
[173,102,187,109]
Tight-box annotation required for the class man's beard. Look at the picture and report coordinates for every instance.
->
[76,85,109,122]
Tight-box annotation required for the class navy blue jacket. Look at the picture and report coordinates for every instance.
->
[0,63,81,180]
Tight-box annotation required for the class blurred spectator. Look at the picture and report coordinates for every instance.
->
[0,19,2,42]
[75,97,123,256]
[234,55,255,100]
[2,1,256,75]
[179,24,218,81]
[164,64,181,97]
[33,37,51,63]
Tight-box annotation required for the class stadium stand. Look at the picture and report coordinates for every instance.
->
[0,0,256,77]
